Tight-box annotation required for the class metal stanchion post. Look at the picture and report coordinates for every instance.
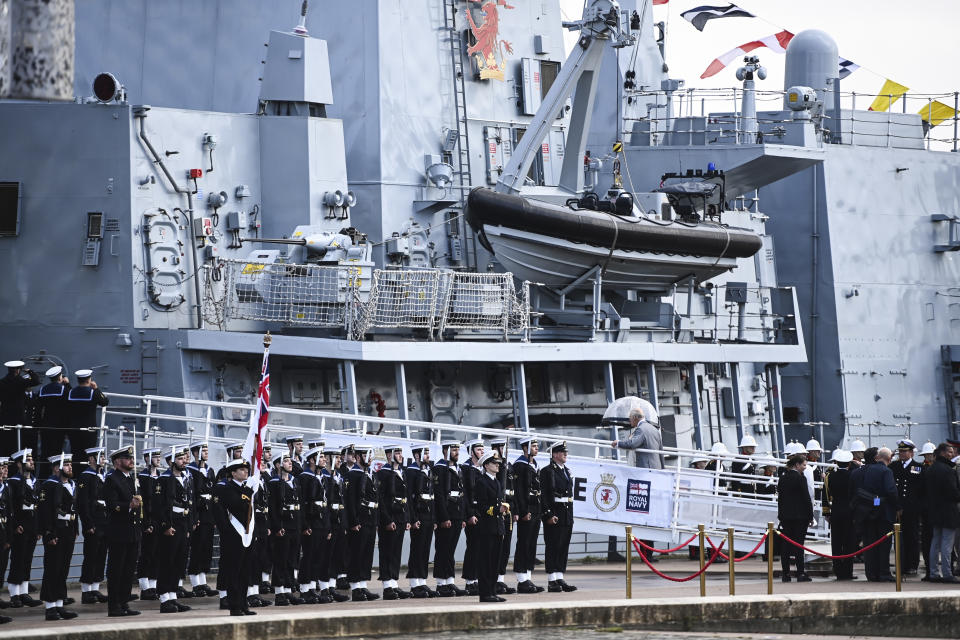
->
[625,525,633,599]
[698,524,706,597]
[767,522,774,595]
[727,527,735,596]
[894,524,902,592]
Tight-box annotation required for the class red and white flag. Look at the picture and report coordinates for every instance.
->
[700,30,794,79]
[242,341,270,491]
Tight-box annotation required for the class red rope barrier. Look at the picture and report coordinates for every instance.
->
[631,537,725,582]
[776,530,892,559]
[705,533,768,562]
[633,533,700,554]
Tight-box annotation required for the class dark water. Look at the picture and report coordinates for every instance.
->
[346,629,883,640]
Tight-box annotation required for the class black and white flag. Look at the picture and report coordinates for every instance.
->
[838,57,860,79]
[681,4,756,32]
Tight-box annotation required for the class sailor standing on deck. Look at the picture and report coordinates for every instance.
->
[217,458,256,617]
[37,452,79,621]
[730,436,758,495]
[475,451,507,603]
[540,441,577,592]
[320,446,350,602]
[103,445,142,617]
[513,436,544,593]
[7,448,42,607]
[377,444,410,600]
[0,361,40,454]
[345,444,380,601]
[65,369,108,457]
[404,443,437,598]
[287,435,305,476]
[186,442,217,597]
[0,457,13,615]
[295,446,325,604]
[155,446,194,613]
[432,440,467,597]
[35,366,70,466]
[136,448,161,601]
[77,447,108,604]
[460,438,485,596]
[489,438,517,595]
[268,451,303,605]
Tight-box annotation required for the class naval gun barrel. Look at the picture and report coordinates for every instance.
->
[240,237,307,245]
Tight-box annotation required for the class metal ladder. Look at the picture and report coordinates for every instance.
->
[442,0,476,268]
[140,337,159,397]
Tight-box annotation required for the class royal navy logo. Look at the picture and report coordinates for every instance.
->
[593,472,620,512]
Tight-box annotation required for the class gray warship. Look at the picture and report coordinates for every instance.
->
[0,0,957,478]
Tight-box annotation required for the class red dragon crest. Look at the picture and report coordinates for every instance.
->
[465,0,515,81]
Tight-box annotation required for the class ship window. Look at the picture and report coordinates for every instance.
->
[539,61,560,100]
[0,182,21,237]
[783,406,800,423]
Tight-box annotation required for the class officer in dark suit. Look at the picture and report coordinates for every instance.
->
[0,360,40,454]
[65,369,108,457]
[7,448,41,607]
[217,458,256,616]
[268,451,303,605]
[186,442,217,597]
[320,446,349,603]
[77,447,108,604]
[823,449,856,580]
[513,436,544,593]
[475,451,507,602]
[103,445,142,616]
[345,444,380,601]
[889,439,923,575]
[36,366,70,468]
[404,443,436,598]
[37,452,79,621]
[460,439,484,596]
[136,448,161,601]
[377,444,410,600]
[850,446,899,582]
[540,441,576,592]
[489,438,517,595]
[777,453,813,581]
[155,446,194,613]
[432,440,467,597]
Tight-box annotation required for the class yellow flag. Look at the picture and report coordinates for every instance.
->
[868,79,909,112]
[917,100,958,127]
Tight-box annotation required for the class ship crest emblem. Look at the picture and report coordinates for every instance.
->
[593,472,620,512]
[465,1,515,81]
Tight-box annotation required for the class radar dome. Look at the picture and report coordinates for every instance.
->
[783,30,838,109]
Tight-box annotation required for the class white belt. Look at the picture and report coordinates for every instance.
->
[394,497,407,504]
[504,490,515,496]
[57,513,76,521]
[284,505,300,511]
[448,491,461,498]
[200,494,212,501]
[21,504,35,511]
[554,497,573,503]
[330,504,342,511]
[172,506,189,515]
[420,494,434,500]
[96,500,106,507]
[313,501,327,507]
[364,501,378,509]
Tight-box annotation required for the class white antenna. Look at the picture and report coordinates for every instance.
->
[293,0,309,36]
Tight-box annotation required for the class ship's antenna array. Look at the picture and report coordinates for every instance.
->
[294,1,309,36]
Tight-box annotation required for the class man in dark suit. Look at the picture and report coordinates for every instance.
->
[540,441,576,592]
[217,458,256,616]
[777,453,813,582]
[923,442,960,582]
[103,445,142,616]
[474,451,507,602]
[851,446,899,582]
[889,439,923,576]
[823,449,856,580]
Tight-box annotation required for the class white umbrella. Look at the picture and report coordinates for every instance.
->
[601,395,659,427]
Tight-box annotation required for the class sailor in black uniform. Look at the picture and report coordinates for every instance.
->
[186,442,217,597]
[489,437,517,595]
[136,448,161,601]
[38,452,79,621]
[377,444,410,600]
[0,360,40,454]
[7,448,42,607]
[333,443,354,592]
[474,451,507,602]
[321,446,350,602]
[65,369,107,458]
[0,456,13,619]
[36,366,70,468]
[513,436,544,593]
[823,448,857,580]
[432,440,467,597]
[77,446,108,604]
[103,445,142,617]
[286,435,305,476]
[253,442,275,600]
[404,443,436,598]
[460,438,485,596]
[730,435,758,495]
[345,444,380,601]
[155,446,194,613]
[540,441,577,592]
[217,458,256,616]
[268,451,303,605]
[295,446,325,603]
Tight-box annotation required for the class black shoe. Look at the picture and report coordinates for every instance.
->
[93,591,108,603]
[351,588,367,602]
[260,582,274,594]
[81,592,99,605]
[796,574,812,583]
[0,615,10,624]
[140,588,158,601]
[495,582,506,594]
[300,591,319,604]
[905,569,919,576]
[942,576,960,583]
[219,598,230,609]
[247,595,263,608]
[63,597,75,605]
[20,593,42,607]
[436,584,454,598]
[287,594,305,605]
[317,590,333,604]
[160,601,180,613]
[480,595,500,602]
[396,588,411,599]
[244,609,257,615]
[426,587,439,597]
[465,583,479,596]
[382,587,398,600]
[174,601,192,612]
[190,587,209,599]
[559,580,577,592]
[8,596,21,609]
[496,596,507,602]
[109,609,140,617]
[500,582,516,594]
[230,610,246,616]
[452,585,468,596]
[517,580,539,594]
[274,593,290,606]
[411,586,429,599]
[547,580,562,593]
[336,577,350,590]
[781,575,792,583]
[361,588,380,601]
[45,608,62,621]
[330,589,350,602]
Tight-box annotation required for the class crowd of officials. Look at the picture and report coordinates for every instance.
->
[0,355,582,621]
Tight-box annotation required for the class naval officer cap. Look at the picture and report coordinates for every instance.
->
[74,369,93,379]
[225,458,250,472]
[85,447,106,457]
[4,360,24,368]
[478,451,502,467]
[48,453,72,465]
[546,441,568,454]
[896,438,916,450]
[45,365,63,378]
[110,445,134,461]
[340,443,355,455]
[11,449,31,462]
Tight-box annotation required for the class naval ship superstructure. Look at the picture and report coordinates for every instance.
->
[3,0,947,468]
